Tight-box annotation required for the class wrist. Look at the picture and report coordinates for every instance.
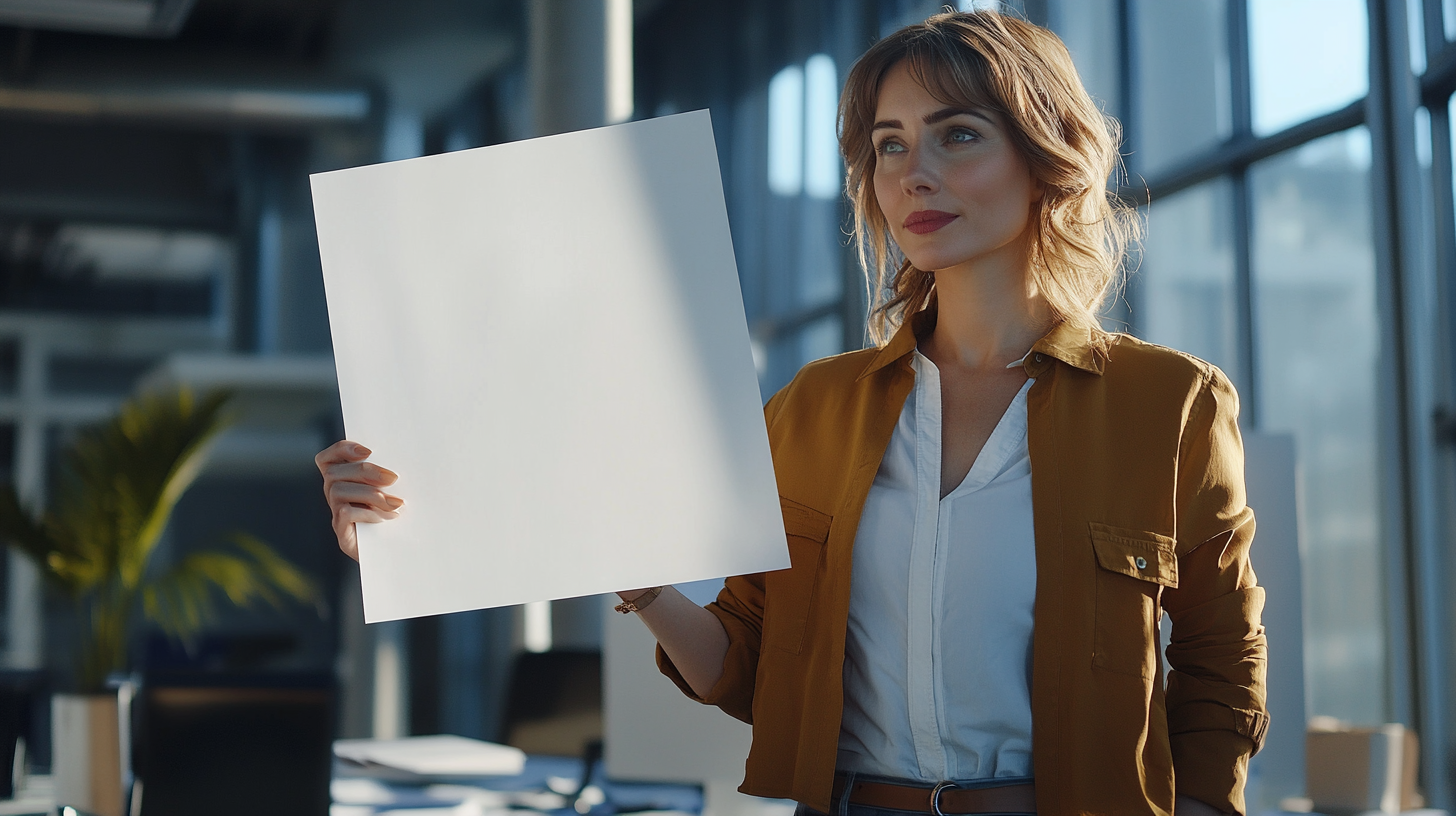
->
[613,586,664,614]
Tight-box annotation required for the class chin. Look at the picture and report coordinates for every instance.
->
[902,248,974,273]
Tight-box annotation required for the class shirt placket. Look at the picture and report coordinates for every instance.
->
[907,356,948,780]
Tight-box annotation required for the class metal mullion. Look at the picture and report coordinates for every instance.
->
[1126,102,1366,205]
[1423,35,1456,816]
[1118,0,1138,174]
[1115,0,1140,335]
[1230,170,1258,426]
[1229,0,1253,138]
[1229,0,1258,423]
[1369,0,1428,759]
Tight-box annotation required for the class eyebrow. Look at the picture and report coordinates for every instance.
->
[871,107,996,132]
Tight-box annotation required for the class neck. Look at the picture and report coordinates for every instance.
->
[920,243,1052,371]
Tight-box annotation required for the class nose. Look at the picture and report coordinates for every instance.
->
[898,144,939,197]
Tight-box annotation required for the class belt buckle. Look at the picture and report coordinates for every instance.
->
[929,781,959,816]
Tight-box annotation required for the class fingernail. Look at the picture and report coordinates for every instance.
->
[353,444,371,457]
[386,496,405,510]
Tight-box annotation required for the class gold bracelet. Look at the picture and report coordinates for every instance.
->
[613,586,663,615]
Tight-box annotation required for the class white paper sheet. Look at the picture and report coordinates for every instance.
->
[312,110,789,622]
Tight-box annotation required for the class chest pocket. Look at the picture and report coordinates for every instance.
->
[1090,522,1177,678]
[762,497,832,655]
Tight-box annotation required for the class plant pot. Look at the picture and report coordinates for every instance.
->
[52,692,123,816]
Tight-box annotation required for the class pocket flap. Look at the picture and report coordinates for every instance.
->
[780,497,832,543]
[1089,522,1177,587]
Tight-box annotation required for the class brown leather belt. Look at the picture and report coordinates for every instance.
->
[831,774,1036,815]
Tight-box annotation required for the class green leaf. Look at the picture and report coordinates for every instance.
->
[47,387,232,594]
[141,535,320,645]
[0,486,62,584]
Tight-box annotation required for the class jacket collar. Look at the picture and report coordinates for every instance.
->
[857,305,1110,381]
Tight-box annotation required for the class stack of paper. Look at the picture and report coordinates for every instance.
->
[334,735,527,777]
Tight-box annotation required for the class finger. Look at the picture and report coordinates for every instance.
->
[339,504,400,525]
[323,460,399,487]
[316,440,372,471]
[336,525,359,561]
[329,482,403,511]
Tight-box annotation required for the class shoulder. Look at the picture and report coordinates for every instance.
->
[763,347,884,427]
[1098,333,1241,423]
[1102,333,1233,395]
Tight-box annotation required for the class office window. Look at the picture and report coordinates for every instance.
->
[1138,179,1241,382]
[768,54,841,201]
[1250,128,1382,724]
[1248,0,1369,135]
[1129,0,1231,175]
[768,65,806,197]
[804,55,841,201]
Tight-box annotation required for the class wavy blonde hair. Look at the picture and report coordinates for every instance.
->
[840,10,1139,344]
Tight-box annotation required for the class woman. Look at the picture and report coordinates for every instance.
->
[318,10,1266,816]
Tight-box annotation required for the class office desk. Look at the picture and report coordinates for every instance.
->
[331,754,702,816]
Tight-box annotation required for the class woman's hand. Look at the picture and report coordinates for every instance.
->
[316,440,404,561]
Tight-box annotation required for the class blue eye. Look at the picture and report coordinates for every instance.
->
[876,140,906,156]
[948,128,979,144]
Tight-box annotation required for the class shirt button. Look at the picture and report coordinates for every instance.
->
[1135,556,1148,570]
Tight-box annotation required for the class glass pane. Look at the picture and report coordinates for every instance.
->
[1137,179,1240,383]
[1250,128,1383,724]
[1130,0,1232,175]
[1048,0,1122,120]
[1408,0,1427,74]
[1248,0,1369,135]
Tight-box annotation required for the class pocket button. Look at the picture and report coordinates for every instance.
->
[1134,556,1147,570]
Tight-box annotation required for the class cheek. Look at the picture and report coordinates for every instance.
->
[872,170,898,215]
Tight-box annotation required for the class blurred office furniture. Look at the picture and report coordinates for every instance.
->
[1242,432,1308,814]
[499,650,602,759]
[0,671,45,799]
[1305,720,1422,815]
[52,691,125,816]
[330,748,703,815]
[130,673,333,816]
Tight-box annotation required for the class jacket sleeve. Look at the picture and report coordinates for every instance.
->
[655,386,794,724]
[1161,366,1269,816]
[655,572,766,724]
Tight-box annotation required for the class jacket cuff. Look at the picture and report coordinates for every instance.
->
[1171,728,1255,816]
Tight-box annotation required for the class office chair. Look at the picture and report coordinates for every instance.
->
[130,673,333,816]
[498,649,602,759]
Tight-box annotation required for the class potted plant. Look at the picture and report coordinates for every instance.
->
[0,387,318,816]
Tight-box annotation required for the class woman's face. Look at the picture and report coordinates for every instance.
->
[870,61,1039,275]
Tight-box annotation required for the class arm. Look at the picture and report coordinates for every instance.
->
[1161,368,1268,816]
[618,586,729,697]
[652,572,766,724]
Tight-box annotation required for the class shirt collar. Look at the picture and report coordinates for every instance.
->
[857,304,1110,381]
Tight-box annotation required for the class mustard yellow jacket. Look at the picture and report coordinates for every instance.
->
[659,312,1268,816]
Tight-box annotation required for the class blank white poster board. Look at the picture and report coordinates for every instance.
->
[311,111,789,623]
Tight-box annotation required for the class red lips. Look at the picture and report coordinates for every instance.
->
[903,209,957,235]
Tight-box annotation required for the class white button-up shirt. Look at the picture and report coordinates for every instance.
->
[836,351,1037,783]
